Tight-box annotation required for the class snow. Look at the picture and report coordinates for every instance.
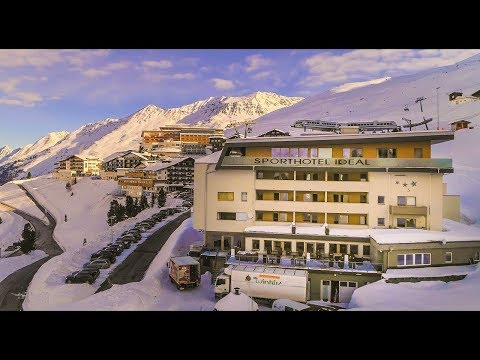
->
[0,92,301,180]
[0,210,27,251]
[214,291,259,311]
[383,264,477,279]
[195,151,221,164]
[0,182,47,222]
[21,176,121,251]
[331,77,391,94]
[23,201,187,311]
[0,250,48,283]
[0,145,12,161]
[244,218,480,245]
[27,217,217,311]
[348,263,480,310]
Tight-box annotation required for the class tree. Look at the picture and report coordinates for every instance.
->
[107,199,126,225]
[0,216,2,224]
[64,214,68,222]
[140,194,148,211]
[115,202,126,223]
[150,193,156,208]
[66,182,71,191]
[125,196,135,218]
[20,223,36,254]
[133,197,140,216]
[27,172,32,179]
[157,188,166,208]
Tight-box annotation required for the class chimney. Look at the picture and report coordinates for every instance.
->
[234,287,240,295]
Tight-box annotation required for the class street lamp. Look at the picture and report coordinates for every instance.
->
[436,87,440,130]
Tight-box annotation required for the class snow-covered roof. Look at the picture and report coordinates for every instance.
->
[170,256,199,266]
[143,157,192,171]
[103,151,129,163]
[195,151,221,164]
[244,219,480,245]
[448,120,471,124]
[214,291,259,311]
[383,265,478,279]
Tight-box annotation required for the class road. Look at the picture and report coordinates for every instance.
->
[96,211,191,293]
[0,184,62,310]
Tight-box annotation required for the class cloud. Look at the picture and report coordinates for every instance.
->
[0,91,43,107]
[300,49,480,88]
[251,71,273,80]
[211,78,235,90]
[245,54,273,72]
[171,73,196,80]
[81,61,130,78]
[179,57,200,66]
[0,78,22,93]
[0,49,109,68]
[142,60,173,69]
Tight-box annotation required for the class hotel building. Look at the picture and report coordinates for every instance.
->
[193,130,480,302]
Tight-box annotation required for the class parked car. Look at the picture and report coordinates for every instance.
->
[119,235,139,243]
[103,244,123,256]
[80,267,100,279]
[91,250,116,263]
[83,259,111,269]
[122,229,141,237]
[65,270,96,284]
[115,239,131,249]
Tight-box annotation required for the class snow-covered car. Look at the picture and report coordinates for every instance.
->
[65,270,97,284]
[83,259,111,269]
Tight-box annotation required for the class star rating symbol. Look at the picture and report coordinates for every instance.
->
[395,181,400,185]
[411,181,417,187]
[403,182,408,187]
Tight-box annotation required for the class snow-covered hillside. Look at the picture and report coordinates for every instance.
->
[0,146,12,161]
[177,91,303,128]
[245,53,480,136]
[0,92,302,181]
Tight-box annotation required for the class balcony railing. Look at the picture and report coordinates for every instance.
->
[226,253,383,273]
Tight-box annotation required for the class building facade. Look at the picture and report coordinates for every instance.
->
[53,155,101,179]
[102,150,154,172]
[192,131,474,302]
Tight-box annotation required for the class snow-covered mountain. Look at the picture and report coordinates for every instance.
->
[0,145,12,161]
[177,91,304,128]
[0,92,302,181]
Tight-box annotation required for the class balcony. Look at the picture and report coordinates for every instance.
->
[226,253,383,273]
[389,205,428,216]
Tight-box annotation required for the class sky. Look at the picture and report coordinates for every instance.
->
[0,49,478,149]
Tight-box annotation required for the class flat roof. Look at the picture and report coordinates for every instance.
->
[383,265,478,279]
[170,256,199,266]
[244,219,480,245]
[225,130,454,147]
[195,151,221,164]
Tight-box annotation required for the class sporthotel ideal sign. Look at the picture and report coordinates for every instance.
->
[221,157,452,168]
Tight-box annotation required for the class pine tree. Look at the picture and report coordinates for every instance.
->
[27,172,32,179]
[134,198,140,216]
[20,223,36,254]
[115,202,126,223]
[0,216,2,224]
[140,194,148,211]
[157,188,166,208]
[107,200,118,226]
[150,193,156,208]
[125,196,135,218]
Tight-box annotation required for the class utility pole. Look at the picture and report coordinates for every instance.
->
[436,87,440,130]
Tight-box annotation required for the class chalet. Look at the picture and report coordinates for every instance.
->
[449,120,472,131]
[53,155,101,180]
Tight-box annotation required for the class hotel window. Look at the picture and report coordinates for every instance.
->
[290,148,299,157]
[313,193,319,202]
[397,218,416,228]
[273,213,279,222]
[342,148,351,158]
[217,192,234,201]
[256,192,263,200]
[445,252,452,263]
[360,195,367,203]
[303,193,312,202]
[272,148,281,157]
[397,196,416,206]
[280,193,288,201]
[217,212,236,220]
[256,212,264,221]
[223,236,232,249]
[333,194,349,203]
[280,148,289,157]
[257,171,264,179]
[334,215,349,224]
[312,214,319,223]
[360,173,368,181]
[299,148,308,157]
[359,215,366,225]
[377,218,385,226]
[252,240,260,250]
[279,213,287,222]
[350,245,359,255]
[334,173,349,181]
[340,244,348,253]
[377,148,397,158]
[274,193,279,201]
[351,148,363,157]
[302,213,311,222]
[363,245,370,256]
[398,253,431,266]
[310,148,318,158]
[414,148,423,158]
[378,196,385,204]
[318,148,333,158]
[241,192,247,202]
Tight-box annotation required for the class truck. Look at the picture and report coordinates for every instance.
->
[168,256,201,290]
[214,265,309,303]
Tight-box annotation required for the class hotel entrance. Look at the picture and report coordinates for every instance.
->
[321,280,358,303]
